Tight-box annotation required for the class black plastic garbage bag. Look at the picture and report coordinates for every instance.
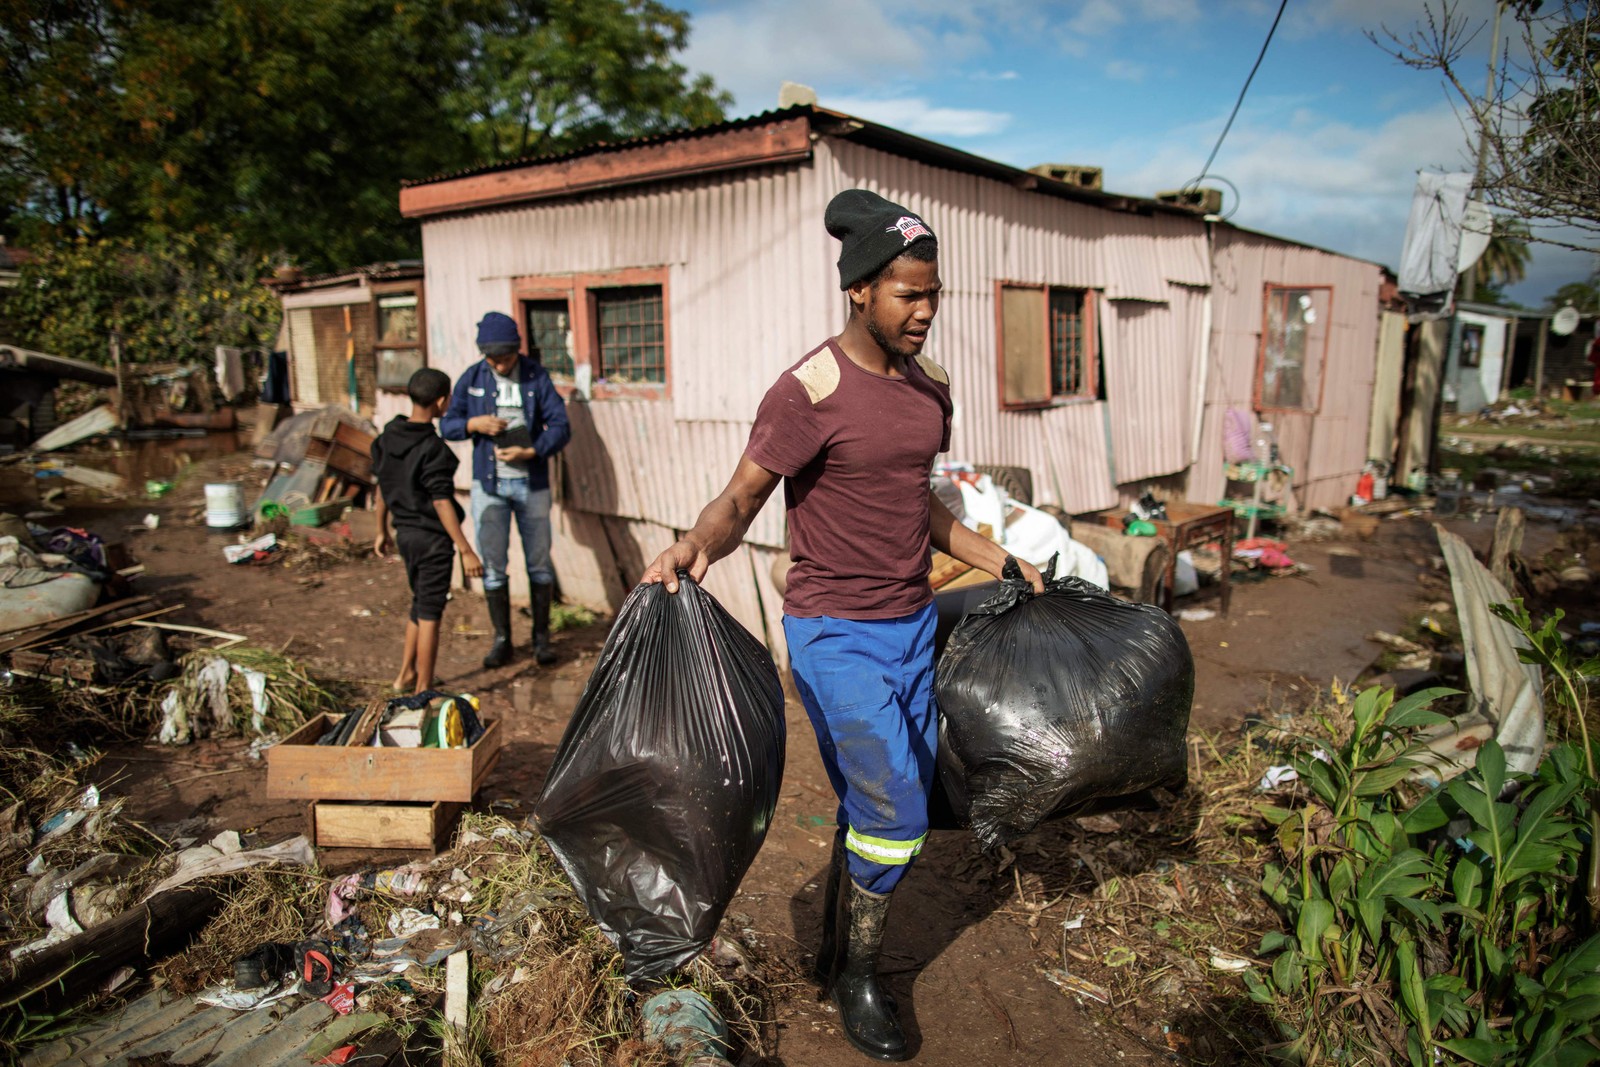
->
[935,560,1193,847]
[534,576,786,980]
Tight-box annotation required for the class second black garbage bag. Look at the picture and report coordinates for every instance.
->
[935,560,1194,847]
[534,576,786,980]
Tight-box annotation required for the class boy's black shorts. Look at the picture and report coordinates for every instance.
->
[397,528,454,622]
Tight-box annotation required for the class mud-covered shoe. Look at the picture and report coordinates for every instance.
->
[830,880,908,1061]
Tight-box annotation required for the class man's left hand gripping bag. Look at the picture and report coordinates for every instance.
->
[534,577,786,980]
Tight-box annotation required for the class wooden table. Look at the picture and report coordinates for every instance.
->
[1089,501,1235,616]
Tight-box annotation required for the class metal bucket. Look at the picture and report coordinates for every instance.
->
[204,481,247,529]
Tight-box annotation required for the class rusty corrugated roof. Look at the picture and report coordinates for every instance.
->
[399,104,1204,221]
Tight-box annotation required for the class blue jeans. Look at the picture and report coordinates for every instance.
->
[783,603,937,895]
[470,479,553,591]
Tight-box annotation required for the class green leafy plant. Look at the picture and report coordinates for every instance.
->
[1491,599,1599,918]
[1248,678,1600,1065]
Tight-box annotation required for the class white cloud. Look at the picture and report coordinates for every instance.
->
[681,0,934,112]
[823,95,1014,138]
[969,69,1021,81]
[1105,59,1147,82]
[1094,101,1476,268]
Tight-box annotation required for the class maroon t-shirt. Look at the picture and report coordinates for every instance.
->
[746,339,953,619]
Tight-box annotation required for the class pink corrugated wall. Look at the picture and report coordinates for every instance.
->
[414,130,1381,625]
[821,139,1223,512]
[1190,228,1381,512]
[1100,282,1208,486]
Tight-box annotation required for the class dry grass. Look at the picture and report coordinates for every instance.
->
[965,710,1322,1064]
[154,867,330,994]
[131,813,775,1065]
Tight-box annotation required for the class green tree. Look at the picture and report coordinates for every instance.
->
[1548,267,1600,314]
[1374,2,1600,251]
[0,0,729,271]
[446,0,731,163]
[6,234,281,365]
[1478,217,1532,289]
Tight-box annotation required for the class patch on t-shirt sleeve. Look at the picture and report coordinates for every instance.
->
[790,348,841,404]
[914,355,949,385]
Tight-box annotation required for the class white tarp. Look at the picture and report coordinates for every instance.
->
[1399,171,1473,298]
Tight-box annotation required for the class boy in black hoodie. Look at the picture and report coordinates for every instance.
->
[372,368,484,693]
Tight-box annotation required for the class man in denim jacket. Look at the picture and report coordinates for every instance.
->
[442,311,572,667]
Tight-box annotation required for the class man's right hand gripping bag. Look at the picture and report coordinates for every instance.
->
[935,560,1194,847]
[534,577,786,980]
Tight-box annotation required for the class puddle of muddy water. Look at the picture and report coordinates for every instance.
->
[70,431,245,483]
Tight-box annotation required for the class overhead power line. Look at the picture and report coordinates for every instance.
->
[1191,0,1290,187]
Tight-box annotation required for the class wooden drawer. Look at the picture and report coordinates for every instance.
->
[267,713,502,802]
[309,800,463,851]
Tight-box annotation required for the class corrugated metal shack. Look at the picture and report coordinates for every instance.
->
[398,106,1385,651]
[267,262,428,420]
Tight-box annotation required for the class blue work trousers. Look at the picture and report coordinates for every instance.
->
[784,603,937,895]
[470,479,553,591]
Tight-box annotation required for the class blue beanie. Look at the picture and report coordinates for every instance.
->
[475,311,520,348]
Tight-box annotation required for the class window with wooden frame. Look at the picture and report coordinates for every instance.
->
[996,282,1097,408]
[1256,285,1331,413]
[592,285,665,384]
[522,298,575,378]
[510,267,670,398]
[373,287,426,391]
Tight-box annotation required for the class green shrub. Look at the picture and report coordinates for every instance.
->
[1248,679,1600,1065]
[7,233,279,366]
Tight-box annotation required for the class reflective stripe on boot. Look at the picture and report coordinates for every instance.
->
[830,879,908,1062]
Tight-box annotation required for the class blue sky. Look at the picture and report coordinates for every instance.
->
[677,0,1597,306]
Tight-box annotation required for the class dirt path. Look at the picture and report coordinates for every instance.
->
[48,456,1448,1065]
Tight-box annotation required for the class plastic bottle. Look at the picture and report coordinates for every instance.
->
[1354,471,1375,504]
[1252,421,1275,466]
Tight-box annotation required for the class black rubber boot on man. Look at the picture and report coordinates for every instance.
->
[531,581,557,666]
[813,831,846,984]
[830,879,908,1061]
[483,587,513,669]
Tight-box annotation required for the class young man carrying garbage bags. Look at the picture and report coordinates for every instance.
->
[442,312,571,668]
[643,189,1044,1062]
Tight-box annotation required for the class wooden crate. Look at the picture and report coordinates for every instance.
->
[309,800,463,851]
[266,714,502,802]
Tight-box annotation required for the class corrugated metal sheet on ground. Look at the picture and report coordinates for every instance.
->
[22,989,395,1067]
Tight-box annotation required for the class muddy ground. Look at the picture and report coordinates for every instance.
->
[26,445,1519,1066]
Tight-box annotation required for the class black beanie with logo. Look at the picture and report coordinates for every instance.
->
[824,189,937,290]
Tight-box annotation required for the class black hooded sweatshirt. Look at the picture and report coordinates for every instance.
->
[370,416,464,538]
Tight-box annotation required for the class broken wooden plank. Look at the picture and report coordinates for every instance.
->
[443,948,470,1067]
[8,649,97,683]
[30,404,119,453]
[129,620,247,648]
[0,595,159,647]
[0,884,225,1018]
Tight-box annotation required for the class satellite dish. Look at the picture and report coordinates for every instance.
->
[1552,305,1581,336]
[1456,200,1494,273]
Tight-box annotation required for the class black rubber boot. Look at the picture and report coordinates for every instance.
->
[531,581,557,666]
[813,831,846,984]
[482,587,513,669]
[830,879,908,1061]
